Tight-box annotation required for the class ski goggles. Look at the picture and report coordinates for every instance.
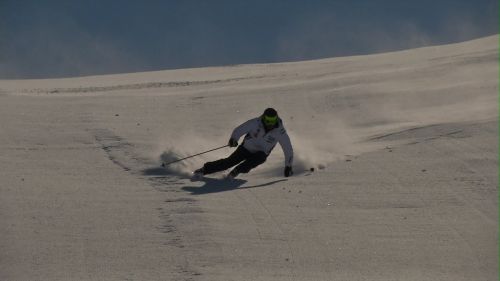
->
[262,115,278,126]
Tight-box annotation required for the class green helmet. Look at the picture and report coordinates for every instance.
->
[262,108,278,126]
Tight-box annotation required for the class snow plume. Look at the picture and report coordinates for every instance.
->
[288,122,349,171]
[156,131,229,177]
[285,114,379,173]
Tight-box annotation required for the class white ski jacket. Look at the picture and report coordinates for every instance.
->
[230,117,293,167]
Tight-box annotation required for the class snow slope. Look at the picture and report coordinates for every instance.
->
[0,35,497,280]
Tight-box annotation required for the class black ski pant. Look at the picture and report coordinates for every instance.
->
[203,145,268,175]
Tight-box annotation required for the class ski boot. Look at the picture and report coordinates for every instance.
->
[192,167,205,181]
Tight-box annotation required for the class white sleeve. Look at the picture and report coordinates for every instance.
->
[230,119,257,141]
[278,130,294,167]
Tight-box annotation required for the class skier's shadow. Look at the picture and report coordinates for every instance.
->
[182,177,288,195]
[141,166,288,194]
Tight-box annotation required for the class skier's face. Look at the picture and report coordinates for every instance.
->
[264,123,274,130]
[262,115,277,128]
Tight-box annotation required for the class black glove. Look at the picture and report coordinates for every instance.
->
[284,166,293,177]
[228,138,238,147]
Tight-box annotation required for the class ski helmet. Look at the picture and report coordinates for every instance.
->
[262,108,278,126]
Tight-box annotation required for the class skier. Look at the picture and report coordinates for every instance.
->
[194,108,293,179]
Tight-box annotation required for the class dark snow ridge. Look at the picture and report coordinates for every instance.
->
[22,75,267,94]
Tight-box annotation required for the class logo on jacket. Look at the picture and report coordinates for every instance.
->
[252,128,261,138]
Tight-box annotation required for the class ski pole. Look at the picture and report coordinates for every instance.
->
[161,145,229,167]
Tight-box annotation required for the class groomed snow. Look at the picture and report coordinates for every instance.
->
[0,35,497,280]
